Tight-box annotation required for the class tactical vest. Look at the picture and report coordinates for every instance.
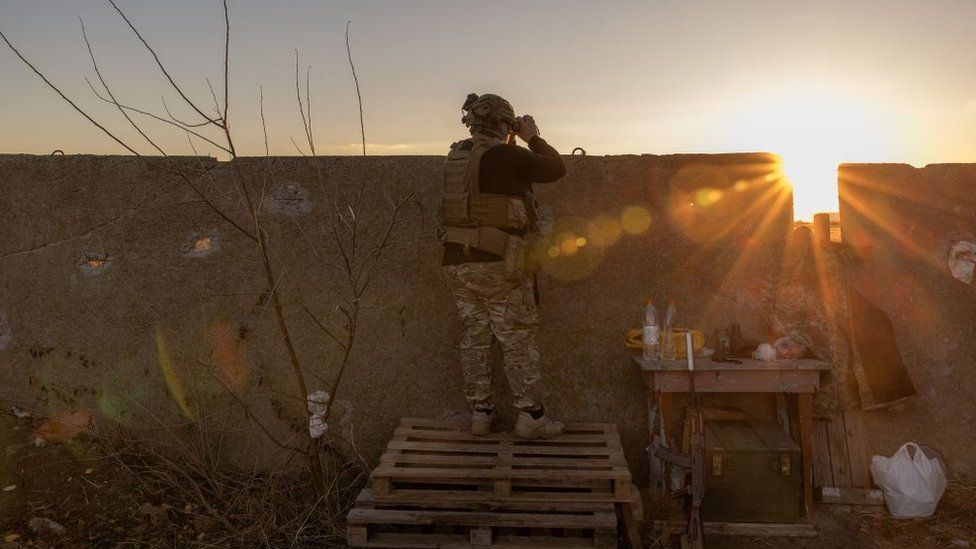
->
[440,136,531,257]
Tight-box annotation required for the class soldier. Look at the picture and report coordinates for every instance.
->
[440,93,566,439]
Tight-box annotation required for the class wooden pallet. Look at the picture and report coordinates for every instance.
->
[348,488,618,548]
[370,418,631,502]
[812,411,883,506]
[347,418,637,547]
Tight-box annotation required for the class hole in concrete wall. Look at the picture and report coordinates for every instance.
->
[77,253,113,276]
[261,180,313,217]
[181,230,220,258]
[0,312,12,351]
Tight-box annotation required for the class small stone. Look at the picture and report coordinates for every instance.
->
[10,407,31,419]
[84,468,94,475]
[29,517,65,537]
[950,541,970,547]
[4,533,20,542]
[1,485,16,492]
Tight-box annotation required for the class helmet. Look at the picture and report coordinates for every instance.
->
[461,93,516,138]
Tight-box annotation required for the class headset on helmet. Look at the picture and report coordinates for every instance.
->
[461,93,516,137]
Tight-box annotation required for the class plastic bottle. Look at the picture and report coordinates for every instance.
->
[642,300,659,361]
[661,300,677,361]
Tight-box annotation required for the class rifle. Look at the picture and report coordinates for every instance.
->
[651,333,706,549]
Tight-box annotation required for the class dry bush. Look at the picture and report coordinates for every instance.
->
[88,421,368,547]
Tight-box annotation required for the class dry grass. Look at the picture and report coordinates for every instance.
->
[641,479,976,549]
[86,425,368,548]
[1,404,369,548]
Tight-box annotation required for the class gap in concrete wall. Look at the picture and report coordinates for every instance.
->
[261,180,313,217]
[76,253,113,276]
[181,230,220,258]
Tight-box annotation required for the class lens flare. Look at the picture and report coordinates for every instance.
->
[534,216,605,281]
[33,410,95,445]
[155,327,195,420]
[694,187,724,207]
[206,322,250,392]
[559,233,580,256]
[586,216,622,247]
[621,206,652,235]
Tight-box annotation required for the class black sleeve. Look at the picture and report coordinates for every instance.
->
[511,135,566,184]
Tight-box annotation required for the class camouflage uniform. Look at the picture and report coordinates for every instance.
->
[444,262,542,410]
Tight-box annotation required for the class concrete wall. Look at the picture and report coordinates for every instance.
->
[839,163,976,478]
[0,152,795,470]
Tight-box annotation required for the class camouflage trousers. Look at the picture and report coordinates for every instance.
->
[444,262,542,411]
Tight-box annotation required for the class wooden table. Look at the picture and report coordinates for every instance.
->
[634,357,831,514]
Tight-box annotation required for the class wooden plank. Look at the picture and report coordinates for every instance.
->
[385,440,622,456]
[819,487,884,506]
[653,370,820,393]
[358,488,618,511]
[825,413,852,488]
[361,488,624,506]
[797,393,815,514]
[347,508,617,530]
[394,427,616,444]
[347,526,368,546]
[470,527,492,546]
[843,411,871,487]
[380,453,623,468]
[654,520,818,538]
[495,440,512,498]
[355,531,596,548]
[812,420,833,488]
[372,477,391,497]
[619,483,643,549]
[399,417,617,434]
[635,356,831,372]
[372,465,630,481]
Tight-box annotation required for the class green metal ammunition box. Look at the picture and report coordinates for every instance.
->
[702,419,803,523]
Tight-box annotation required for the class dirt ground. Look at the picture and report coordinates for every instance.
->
[641,479,976,549]
[2,410,974,548]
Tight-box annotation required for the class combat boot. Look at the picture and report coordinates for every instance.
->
[515,409,564,439]
[470,404,494,436]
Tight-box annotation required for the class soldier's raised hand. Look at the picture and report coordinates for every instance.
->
[515,115,540,142]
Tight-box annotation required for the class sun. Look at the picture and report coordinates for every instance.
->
[722,85,898,221]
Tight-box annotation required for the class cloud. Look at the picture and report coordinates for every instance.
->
[966,98,976,115]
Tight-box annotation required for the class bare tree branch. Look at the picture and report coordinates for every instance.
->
[346,21,366,166]
[299,301,347,349]
[259,86,270,157]
[106,0,223,127]
[294,50,315,156]
[206,78,223,118]
[80,18,167,156]
[289,136,308,157]
[221,0,236,157]
[85,82,232,154]
[1,26,144,158]
[162,95,212,128]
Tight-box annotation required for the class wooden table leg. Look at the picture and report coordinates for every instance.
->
[797,393,814,515]
[646,390,657,444]
[660,393,672,445]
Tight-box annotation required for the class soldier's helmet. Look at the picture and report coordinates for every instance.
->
[461,93,516,138]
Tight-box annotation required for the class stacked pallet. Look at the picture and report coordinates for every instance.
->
[347,417,639,548]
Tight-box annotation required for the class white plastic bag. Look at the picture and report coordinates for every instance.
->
[870,442,947,518]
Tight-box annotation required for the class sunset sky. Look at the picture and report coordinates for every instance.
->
[2,0,975,219]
